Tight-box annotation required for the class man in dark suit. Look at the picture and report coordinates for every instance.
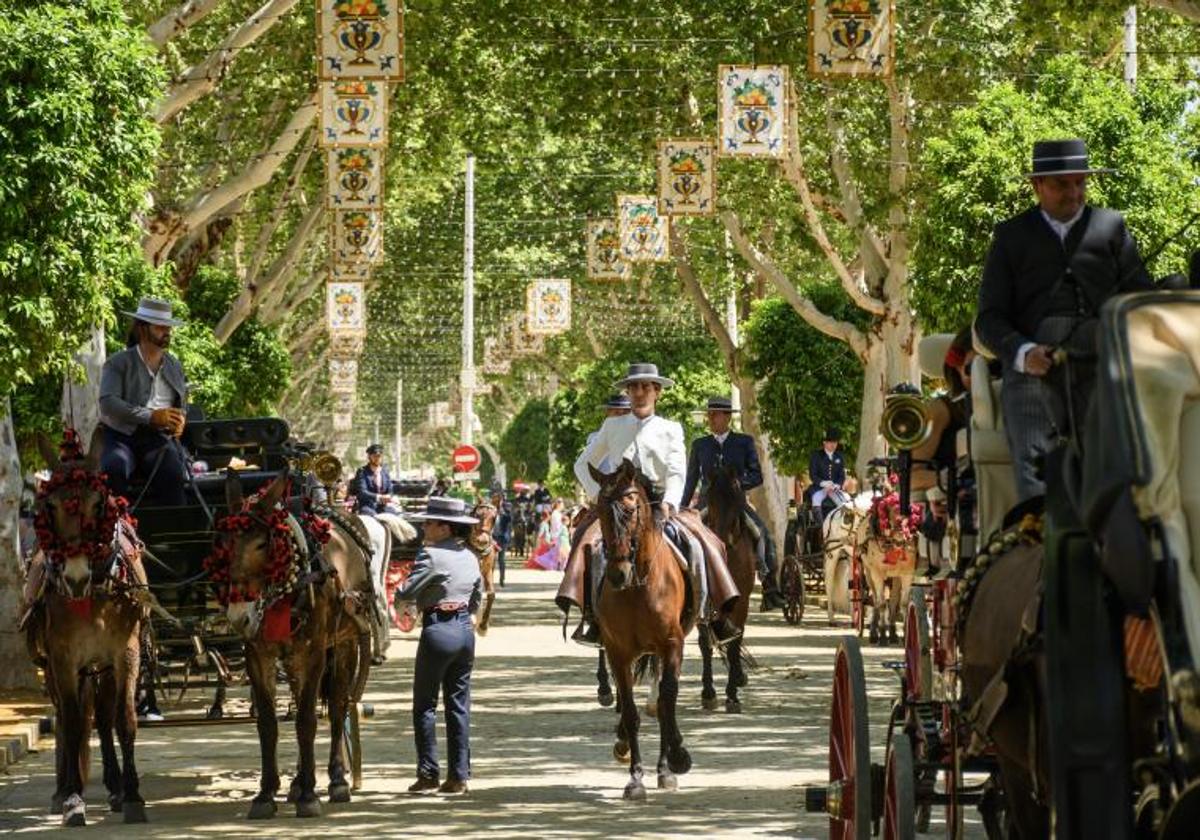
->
[355,443,397,516]
[976,138,1154,501]
[807,427,847,519]
[682,396,784,610]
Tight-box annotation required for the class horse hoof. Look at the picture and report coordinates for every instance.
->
[701,694,719,711]
[725,698,743,714]
[613,740,630,764]
[735,672,748,688]
[286,782,301,804]
[62,794,86,827]
[869,629,880,645]
[597,688,614,708]
[623,780,647,802]
[668,746,692,775]
[657,772,678,791]
[328,782,351,804]
[206,704,224,720]
[476,625,488,637]
[295,797,323,818]
[123,800,147,823]
[247,799,277,820]
[50,793,65,815]
[644,701,658,719]
[108,793,123,813]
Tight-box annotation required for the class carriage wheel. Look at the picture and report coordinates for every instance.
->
[781,556,804,625]
[829,636,872,840]
[851,561,866,638]
[883,734,916,840]
[342,702,363,791]
[904,588,931,702]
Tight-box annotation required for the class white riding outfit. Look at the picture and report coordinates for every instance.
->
[574,413,687,508]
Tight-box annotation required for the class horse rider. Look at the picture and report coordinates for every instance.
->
[98,297,189,507]
[490,491,512,587]
[395,497,483,796]
[976,137,1154,502]
[681,396,786,611]
[354,443,400,516]
[558,362,742,647]
[807,427,848,520]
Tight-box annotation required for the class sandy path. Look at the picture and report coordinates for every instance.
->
[0,569,985,838]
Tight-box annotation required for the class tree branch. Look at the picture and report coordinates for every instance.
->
[155,0,301,123]
[670,224,737,364]
[244,129,317,285]
[824,104,890,277]
[1148,0,1200,22]
[883,76,913,306]
[147,0,226,47]
[721,210,868,359]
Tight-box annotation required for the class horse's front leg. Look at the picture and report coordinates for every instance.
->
[52,665,88,827]
[94,670,123,813]
[596,650,614,708]
[610,652,645,801]
[245,646,280,819]
[655,638,690,791]
[292,646,326,817]
[114,638,146,823]
[697,629,718,710]
[326,638,356,804]
[724,636,744,713]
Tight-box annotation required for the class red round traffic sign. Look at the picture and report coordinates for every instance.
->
[452,444,481,473]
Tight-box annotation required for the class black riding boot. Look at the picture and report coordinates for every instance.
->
[571,557,603,648]
[708,615,743,649]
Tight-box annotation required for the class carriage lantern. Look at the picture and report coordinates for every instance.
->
[880,386,933,451]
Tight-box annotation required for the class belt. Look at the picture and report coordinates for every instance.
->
[423,602,467,616]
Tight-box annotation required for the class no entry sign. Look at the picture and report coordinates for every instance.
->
[452,444,481,473]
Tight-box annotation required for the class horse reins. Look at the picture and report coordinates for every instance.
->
[604,486,647,588]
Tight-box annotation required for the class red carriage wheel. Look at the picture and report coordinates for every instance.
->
[904,587,932,702]
[883,734,916,840]
[781,556,804,625]
[829,636,872,840]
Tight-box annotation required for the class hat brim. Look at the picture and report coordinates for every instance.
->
[122,309,184,327]
[1023,167,1115,178]
[406,512,480,525]
[614,374,675,389]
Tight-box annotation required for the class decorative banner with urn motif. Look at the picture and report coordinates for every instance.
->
[319,80,387,147]
[658,140,716,216]
[317,0,404,82]
[329,332,364,356]
[718,65,788,158]
[327,147,384,209]
[616,194,670,263]
[330,260,370,282]
[332,412,354,432]
[525,279,571,336]
[331,209,383,264]
[329,357,358,394]
[481,337,511,375]
[508,314,545,357]
[585,219,630,281]
[810,0,893,78]
[326,281,367,336]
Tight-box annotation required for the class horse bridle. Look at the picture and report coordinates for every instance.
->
[601,484,647,588]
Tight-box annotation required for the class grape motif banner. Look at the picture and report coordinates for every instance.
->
[331,209,383,264]
[482,337,511,375]
[508,314,545,357]
[329,332,364,357]
[329,358,358,394]
[616,194,669,263]
[319,80,387,147]
[718,65,788,158]
[326,281,367,336]
[327,147,384,209]
[331,261,370,282]
[585,219,630,281]
[657,140,716,216]
[526,279,571,336]
[317,0,404,82]
[810,0,894,77]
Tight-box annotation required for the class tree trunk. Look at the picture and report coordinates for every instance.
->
[0,397,37,690]
[61,325,106,442]
[147,0,226,47]
[855,312,921,477]
[736,378,788,569]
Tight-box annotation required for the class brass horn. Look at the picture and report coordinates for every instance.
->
[880,393,933,451]
[295,450,343,485]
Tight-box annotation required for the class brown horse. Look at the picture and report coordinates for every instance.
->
[699,464,756,713]
[467,502,497,634]
[589,460,694,800]
[214,471,372,818]
[25,429,148,826]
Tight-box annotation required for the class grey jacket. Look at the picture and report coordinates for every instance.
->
[99,347,188,435]
[395,539,482,613]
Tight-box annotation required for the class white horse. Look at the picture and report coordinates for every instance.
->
[821,489,872,625]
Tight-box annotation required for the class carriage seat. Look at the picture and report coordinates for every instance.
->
[969,355,1018,541]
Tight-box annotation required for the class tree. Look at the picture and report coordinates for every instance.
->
[498,398,550,482]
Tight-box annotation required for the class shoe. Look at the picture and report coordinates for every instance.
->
[138,709,164,722]
[570,619,603,648]
[370,654,386,666]
[759,589,786,612]
[438,778,469,796]
[408,776,440,794]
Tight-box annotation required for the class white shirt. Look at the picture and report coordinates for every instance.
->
[585,430,618,473]
[713,431,730,445]
[1014,207,1087,373]
[575,413,687,508]
[137,346,176,410]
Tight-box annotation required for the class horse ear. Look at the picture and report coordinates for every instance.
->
[224,469,243,510]
[36,433,59,470]
[84,426,105,473]
[259,472,288,509]
[588,462,604,484]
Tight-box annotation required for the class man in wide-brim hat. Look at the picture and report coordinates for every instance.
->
[98,296,190,506]
[976,138,1154,501]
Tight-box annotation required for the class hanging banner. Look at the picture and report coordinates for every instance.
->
[329,332,364,356]
[810,0,894,77]
[585,219,630,281]
[509,314,545,357]
[616,194,670,263]
[329,357,358,394]
[428,401,455,429]
[331,209,383,264]
[482,337,511,375]
[331,260,370,281]
[319,80,387,147]
[332,411,354,432]
[333,393,355,414]
[327,147,384,209]
[317,0,404,82]
[525,279,571,336]
[657,140,717,216]
[718,65,788,158]
[326,281,367,336]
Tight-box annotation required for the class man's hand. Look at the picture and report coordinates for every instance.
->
[820,480,834,489]
[660,501,676,518]
[150,407,185,437]
[1024,345,1055,377]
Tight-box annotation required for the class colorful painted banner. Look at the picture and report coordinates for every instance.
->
[331,260,371,282]
[329,333,364,357]
[718,65,788,158]
[585,219,630,281]
[331,209,383,264]
[481,337,511,375]
[428,401,455,429]
[810,0,894,77]
[509,314,545,357]
[329,357,358,394]
[326,281,367,336]
[617,194,670,263]
[319,80,387,147]
[332,393,355,414]
[525,279,571,336]
[657,140,716,216]
[332,410,354,432]
[317,0,404,82]
[326,147,384,209]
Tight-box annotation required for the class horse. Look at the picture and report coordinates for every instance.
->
[588,460,695,800]
[212,471,373,818]
[860,493,920,644]
[698,463,756,713]
[24,428,149,826]
[821,491,866,625]
[467,502,498,634]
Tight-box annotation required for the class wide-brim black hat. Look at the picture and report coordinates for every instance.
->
[823,427,841,442]
[407,496,479,525]
[365,443,384,455]
[1024,138,1114,178]
[613,362,674,389]
[702,396,739,413]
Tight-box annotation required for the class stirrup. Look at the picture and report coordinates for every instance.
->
[571,619,603,648]
[707,617,742,649]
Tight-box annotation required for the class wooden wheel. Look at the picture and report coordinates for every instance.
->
[904,587,931,702]
[781,556,804,625]
[883,734,916,840]
[343,702,363,791]
[829,636,872,840]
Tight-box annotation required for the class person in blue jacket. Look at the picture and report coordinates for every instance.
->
[808,427,848,519]
[354,443,397,516]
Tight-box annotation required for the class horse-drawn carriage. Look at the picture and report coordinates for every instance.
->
[806,290,1200,838]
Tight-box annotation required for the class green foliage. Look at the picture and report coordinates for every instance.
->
[0,0,163,396]
[744,291,864,475]
[912,55,1200,334]
[498,397,550,482]
[545,461,577,501]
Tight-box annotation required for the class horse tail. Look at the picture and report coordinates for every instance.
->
[633,654,657,685]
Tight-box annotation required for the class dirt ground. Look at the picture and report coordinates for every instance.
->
[0,569,985,837]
